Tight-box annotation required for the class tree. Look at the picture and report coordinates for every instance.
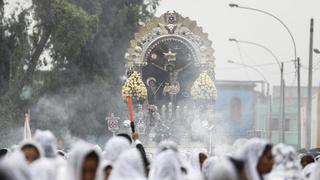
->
[0,0,160,146]
[0,0,98,146]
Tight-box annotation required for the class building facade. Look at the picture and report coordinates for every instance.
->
[271,86,319,148]
[215,80,269,142]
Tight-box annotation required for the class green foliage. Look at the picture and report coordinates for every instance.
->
[50,0,98,59]
[0,0,160,145]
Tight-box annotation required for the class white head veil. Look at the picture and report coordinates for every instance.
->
[202,157,219,180]
[30,158,57,180]
[33,130,57,158]
[156,140,179,155]
[31,130,66,180]
[190,152,202,172]
[20,140,45,160]
[109,148,146,180]
[208,157,238,180]
[266,143,304,180]
[310,163,320,180]
[232,138,249,156]
[149,150,183,180]
[302,162,317,178]
[66,141,101,180]
[236,138,269,180]
[156,141,203,180]
[103,136,131,165]
[1,151,32,180]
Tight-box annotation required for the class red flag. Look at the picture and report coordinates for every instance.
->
[127,96,134,122]
[127,96,135,132]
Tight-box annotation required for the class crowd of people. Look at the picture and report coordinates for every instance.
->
[0,128,320,180]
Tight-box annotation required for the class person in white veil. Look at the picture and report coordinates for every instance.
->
[208,157,239,180]
[98,160,113,180]
[33,130,58,158]
[62,141,100,180]
[103,136,131,165]
[1,150,32,180]
[98,136,132,180]
[310,163,320,180]
[109,148,147,180]
[236,138,274,180]
[149,150,183,180]
[302,162,317,179]
[266,143,304,180]
[20,140,44,164]
[202,156,219,180]
[232,139,249,156]
[30,130,66,180]
[156,140,203,180]
[190,152,208,173]
[156,140,179,154]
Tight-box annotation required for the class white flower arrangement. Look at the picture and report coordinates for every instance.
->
[122,71,147,101]
[191,72,217,100]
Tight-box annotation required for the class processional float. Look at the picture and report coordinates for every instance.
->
[121,12,217,151]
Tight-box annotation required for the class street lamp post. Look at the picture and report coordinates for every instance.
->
[229,38,281,141]
[228,38,281,69]
[228,3,297,59]
[229,3,299,145]
[228,60,271,136]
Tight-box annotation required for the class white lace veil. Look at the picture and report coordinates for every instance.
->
[103,136,131,165]
[33,130,58,158]
[149,150,183,180]
[109,148,146,180]
[202,157,219,180]
[208,157,238,180]
[236,138,269,180]
[20,140,45,160]
[66,141,101,180]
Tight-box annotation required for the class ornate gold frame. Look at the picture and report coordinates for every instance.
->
[125,11,216,79]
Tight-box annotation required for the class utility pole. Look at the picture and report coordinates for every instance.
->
[267,82,272,140]
[306,18,314,149]
[297,57,301,148]
[279,62,285,143]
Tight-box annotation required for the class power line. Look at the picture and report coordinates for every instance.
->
[236,43,250,79]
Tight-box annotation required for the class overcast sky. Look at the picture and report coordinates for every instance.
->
[5,0,320,88]
[156,0,320,88]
